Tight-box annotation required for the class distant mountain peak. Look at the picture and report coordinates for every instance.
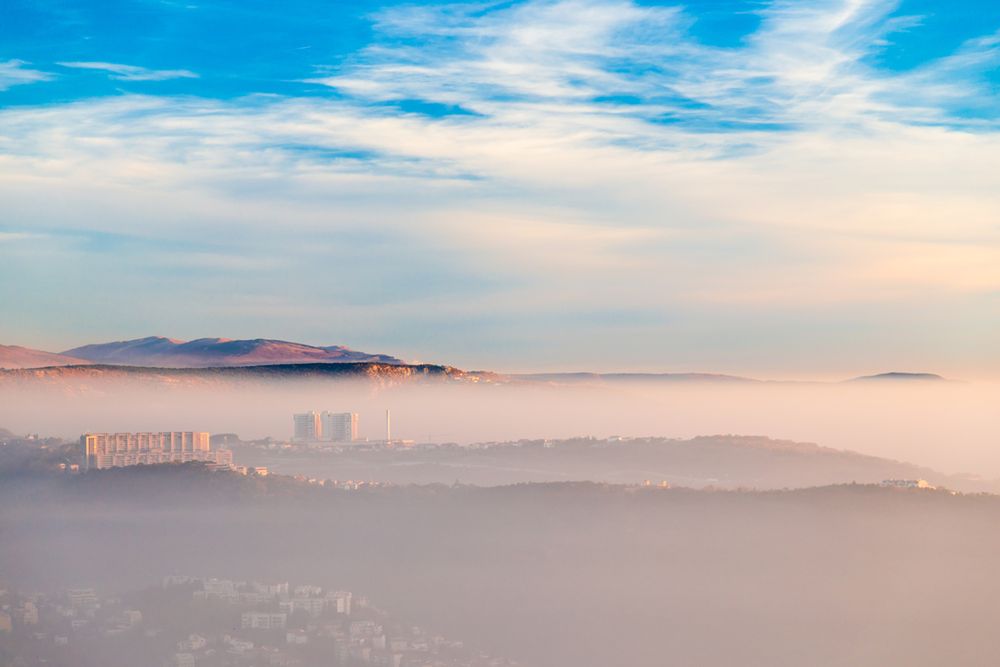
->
[60,336,404,368]
[849,372,946,382]
[515,371,759,384]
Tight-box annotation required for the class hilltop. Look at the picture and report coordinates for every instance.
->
[514,371,758,384]
[62,336,403,367]
[0,336,403,369]
[849,371,947,382]
[229,435,998,492]
[0,361,495,391]
[0,345,90,369]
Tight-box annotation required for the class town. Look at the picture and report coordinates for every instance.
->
[0,576,518,667]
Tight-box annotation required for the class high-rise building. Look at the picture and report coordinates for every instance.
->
[321,412,358,442]
[293,412,321,441]
[80,432,223,470]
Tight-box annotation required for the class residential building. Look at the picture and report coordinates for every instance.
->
[293,585,322,598]
[280,598,325,616]
[80,432,228,470]
[67,588,99,609]
[286,629,308,645]
[881,479,935,489]
[327,590,352,615]
[242,611,287,630]
[21,601,38,625]
[293,412,321,441]
[321,412,358,442]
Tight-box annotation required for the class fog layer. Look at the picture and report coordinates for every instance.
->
[2,375,999,475]
[4,470,1000,667]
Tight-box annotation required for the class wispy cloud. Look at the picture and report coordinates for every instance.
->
[0,59,53,91]
[58,61,199,81]
[0,231,47,243]
[313,0,1000,133]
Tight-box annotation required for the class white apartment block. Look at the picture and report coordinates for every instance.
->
[81,432,228,470]
[321,412,358,442]
[293,412,321,441]
[294,411,358,442]
[280,598,325,616]
[326,590,352,615]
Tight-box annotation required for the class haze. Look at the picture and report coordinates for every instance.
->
[1,376,997,476]
[4,1,1000,665]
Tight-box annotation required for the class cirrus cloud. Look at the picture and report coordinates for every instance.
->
[57,61,199,81]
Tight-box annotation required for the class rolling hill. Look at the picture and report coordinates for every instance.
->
[849,371,947,382]
[5,469,1000,667]
[62,336,403,367]
[0,361,490,391]
[0,345,90,369]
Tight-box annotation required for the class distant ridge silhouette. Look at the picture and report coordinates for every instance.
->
[60,336,403,367]
[0,344,89,369]
[849,372,946,382]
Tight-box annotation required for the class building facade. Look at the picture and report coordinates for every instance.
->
[321,412,358,442]
[80,432,224,470]
[293,412,321,441]
[241,612,287,630]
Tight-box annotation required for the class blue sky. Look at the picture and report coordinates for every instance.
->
[1,0,999,376]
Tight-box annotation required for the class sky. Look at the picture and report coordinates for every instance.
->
[1,0,998,377]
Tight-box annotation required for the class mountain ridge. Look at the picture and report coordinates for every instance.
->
[515,371,759,384]
[0,336,403,369]
[848,371,947,382]
[0,337,950,383]
[0,345,91,369]
[0,361,499,391]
